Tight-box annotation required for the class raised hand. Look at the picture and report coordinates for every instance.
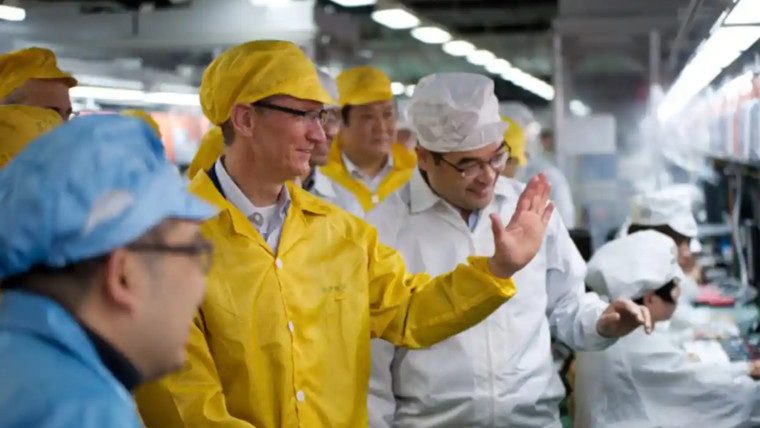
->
[597,299,653,337]
[488,174,554,279]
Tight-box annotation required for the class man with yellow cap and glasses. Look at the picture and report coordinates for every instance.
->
[321,66,416,214]
[135,40,556,428]
[0,47,78,122]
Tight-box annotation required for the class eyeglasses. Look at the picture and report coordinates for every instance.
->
[252,101,328,126]
[434,144,511,179]
[127,241,214,273]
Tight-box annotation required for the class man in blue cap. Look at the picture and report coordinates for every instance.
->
[0,115,217,427]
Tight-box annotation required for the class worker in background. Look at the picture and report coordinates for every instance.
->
[501,102,577,229]
[0,105,63,168]
[297,70,363,216]
[0,47,77,121]
[368,72,650,428]
[575,230,760,428]
[122,109,162,139]
[135,40,554,428]
[321,66,416,214]
[0,116,216,427]
[500,115,528,179]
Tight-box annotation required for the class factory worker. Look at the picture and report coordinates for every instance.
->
[0,105,63,168]
[122,109,162,138]
[321,66,416,213]
[184,71,362,216]
[500,115,528,179]
[0,116,216,427]
[575,230,760,428]
[298,70,363,216]
[367,73,650,428]
[502,102,577,228]
[135,40,554,428]
[0,47,77,121]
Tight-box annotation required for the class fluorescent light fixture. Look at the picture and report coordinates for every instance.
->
[411,26,452,44]
[442,40,475,56]
[405,85,416,97]
[371,8,419,29]
[658,24,760,121]
[569,100,591,117]
[75,75,143,90]
[250,0,292,6]
[485,59,512,75]
[467,50,495,66]
[144,92,200,106]
[391,82,405,96]
[0,5,25,21]
[501,67,555,100]
[70,86,200,106]
[723,0,760,25]
[330,0,376,6]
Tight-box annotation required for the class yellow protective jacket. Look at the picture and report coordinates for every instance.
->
[135,170,516,428]
[319,136,416,213]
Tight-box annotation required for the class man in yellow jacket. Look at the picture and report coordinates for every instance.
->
[0,47,78,122]
[320,66,416,213]
[135,40,554,428]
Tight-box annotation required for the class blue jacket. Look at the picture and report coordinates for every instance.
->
[0,291,144,427]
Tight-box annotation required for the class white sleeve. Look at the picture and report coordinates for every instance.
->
[545,213,615,351]
[631,343,758,425]
[367,339,397,428]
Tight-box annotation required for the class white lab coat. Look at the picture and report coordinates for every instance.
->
[574,328,760,428]
[367,170,612,428]
[519,154,576,229]
[309,168,364,217]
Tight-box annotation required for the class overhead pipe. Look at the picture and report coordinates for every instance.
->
[667,0,705,76]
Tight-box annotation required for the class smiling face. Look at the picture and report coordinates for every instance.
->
[418,140,506,212]
[340,100,397,162]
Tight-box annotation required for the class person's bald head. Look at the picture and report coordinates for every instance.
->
[3,79,73,122]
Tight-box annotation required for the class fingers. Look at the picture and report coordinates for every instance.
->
[541,202,555,225]
[531,174,549,213]
[490,213,505,242]
[600,312,621,323]
[640,305,653,334]
[517,176,539,212]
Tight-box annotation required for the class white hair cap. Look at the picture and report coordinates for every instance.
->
[630,187,699,239]
[317,69,339,108]
[586,230,685,300]
[409,73,508,153]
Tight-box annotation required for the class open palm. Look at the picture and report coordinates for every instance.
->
[488,174,554,278]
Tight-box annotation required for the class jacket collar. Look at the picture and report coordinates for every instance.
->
[189,169,332,238]
[0,291,136,391]
[323,134,417,179]
[311,168,337,199]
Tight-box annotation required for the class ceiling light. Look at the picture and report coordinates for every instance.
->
[485,59,512,75]
[391,82,405,96]
[723,0,760,25]
[405,84,416,97]
[0,5,25,22]
[144,92,200,106]
[371,8,419,29]
[330,0,376,6]
[466,50,495,66]
[442,40,475,57]
[569,100,591,117]
[70,86,201,106]
[411,26,452,44]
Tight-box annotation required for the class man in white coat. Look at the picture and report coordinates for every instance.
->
[575,230,760,428]
[366,72,651,428]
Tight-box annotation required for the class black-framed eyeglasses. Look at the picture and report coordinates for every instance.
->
[127,241,214,273]
[434,143,511,179]
[252,101,328,126]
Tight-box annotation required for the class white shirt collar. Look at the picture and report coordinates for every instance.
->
[214,159,290,220]
[341,152,394,181]
[310,168,337,199]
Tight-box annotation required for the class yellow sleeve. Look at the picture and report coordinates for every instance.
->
[134,311,256,428]
[367,230,516,349]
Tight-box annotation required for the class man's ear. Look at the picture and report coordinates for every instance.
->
[416,147,432,172]
[102,249,141,312]
[230,103,256,139]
